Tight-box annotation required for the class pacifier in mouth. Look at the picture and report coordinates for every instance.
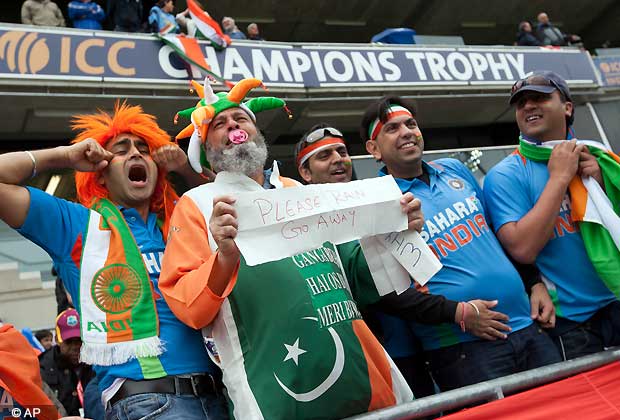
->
[228,129,248,144]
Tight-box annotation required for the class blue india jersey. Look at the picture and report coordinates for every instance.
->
[379,159,532,350]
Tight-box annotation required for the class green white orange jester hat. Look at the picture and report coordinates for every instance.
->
[175,77,289,173]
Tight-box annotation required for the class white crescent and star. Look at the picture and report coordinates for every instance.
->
[283,338,307,366]
[273,316,345,402]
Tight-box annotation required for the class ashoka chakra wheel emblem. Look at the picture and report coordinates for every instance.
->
[91,264,142,314]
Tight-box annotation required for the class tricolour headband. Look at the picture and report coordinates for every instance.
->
[368,105,413,141]
[296,138,345,168]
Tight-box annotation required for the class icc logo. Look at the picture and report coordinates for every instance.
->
[0,30,136,77]
[0,31,49,74]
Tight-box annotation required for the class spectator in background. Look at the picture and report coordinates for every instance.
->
[247,23,264,41]
[222,16,246,39]
[174,8,194,35]
[68,0,105,30]
[35,329,54,350]
[535,12,581,47]
[515,21,542,46]
[149,0,180,34]
[21,0,66,27]
[39,309,93,417]
[107,0,143,32]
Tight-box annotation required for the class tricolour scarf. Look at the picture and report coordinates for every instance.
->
[78,198,162,366]
[518,136,620,299]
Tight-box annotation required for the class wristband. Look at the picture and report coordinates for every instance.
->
[459,302,467,332]
[25,151,37,179]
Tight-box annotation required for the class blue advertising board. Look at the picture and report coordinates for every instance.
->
[593,56,620,87]
[0,25,599,89]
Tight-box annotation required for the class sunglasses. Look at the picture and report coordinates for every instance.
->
[304,127,344,144]
[510,75,560,96]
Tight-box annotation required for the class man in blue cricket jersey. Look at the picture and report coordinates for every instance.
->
[295,121,549,394]
[360,95,561,392]
[483,71,620,360]
[0,102,227,419]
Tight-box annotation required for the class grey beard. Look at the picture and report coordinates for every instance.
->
[206,132,268,177]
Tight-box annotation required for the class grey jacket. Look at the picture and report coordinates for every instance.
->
[21,0,66,27]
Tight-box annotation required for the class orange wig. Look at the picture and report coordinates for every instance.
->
[71,101,178,238]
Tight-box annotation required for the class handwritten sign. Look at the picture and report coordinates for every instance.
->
[360,229,441,296]
[234,176,407,266]
[360,235,411,296]
[382,230,442,287]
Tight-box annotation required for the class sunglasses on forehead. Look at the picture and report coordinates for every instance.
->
[304,127,344,144]
[510,75,560,95]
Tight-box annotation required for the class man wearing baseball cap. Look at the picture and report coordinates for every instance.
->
[39,309,93,416]
[483,70,620,360]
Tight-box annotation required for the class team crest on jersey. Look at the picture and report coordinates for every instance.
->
[448,178,465,190]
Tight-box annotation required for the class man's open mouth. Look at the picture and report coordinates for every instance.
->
[128,166,147,183]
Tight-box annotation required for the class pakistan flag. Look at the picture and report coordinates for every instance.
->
[210,242,412,420]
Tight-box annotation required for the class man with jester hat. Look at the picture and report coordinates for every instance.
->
[483,70,620,360]
[159,78,424,419]
[0,102,229,420]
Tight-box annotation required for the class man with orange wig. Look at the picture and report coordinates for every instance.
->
[0,102,228,420]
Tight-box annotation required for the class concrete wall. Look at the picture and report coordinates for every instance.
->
[593,99,620,152]
[0,262,56,330]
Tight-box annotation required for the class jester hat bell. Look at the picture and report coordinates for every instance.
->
[175,77,288,173]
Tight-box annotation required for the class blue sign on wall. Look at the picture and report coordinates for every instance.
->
[593,56,620,87]
[0,25,599,89]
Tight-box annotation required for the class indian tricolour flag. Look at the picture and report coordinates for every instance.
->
[187,0,231,50]
[519,138,620,299]
[159,34,231,86]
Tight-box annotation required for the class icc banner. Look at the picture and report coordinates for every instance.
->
[593,56,620,87]
[0,24,599,89]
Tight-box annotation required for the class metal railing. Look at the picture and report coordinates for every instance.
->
[344,347,620,420]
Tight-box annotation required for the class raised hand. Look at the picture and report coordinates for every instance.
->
[548,140,583,186]
[209,195,240,260]
[578,148,604,187]
[400,192,424,232]
[65,138,113,172]
[152,144,189,174]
